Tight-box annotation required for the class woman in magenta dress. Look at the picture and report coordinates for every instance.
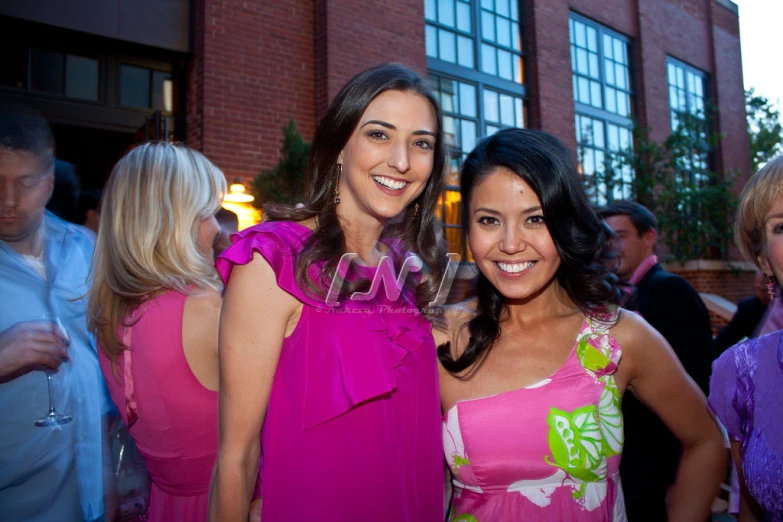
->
[709,155,783,520]
[435,129,726,521]
[89,143,227,521]
[209,64,448,521]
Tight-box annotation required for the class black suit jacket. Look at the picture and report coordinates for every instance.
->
[714,296,766,356]
[620,263,714,521]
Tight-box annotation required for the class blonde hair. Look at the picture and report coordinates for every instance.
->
[735,154,783,267]
[88,142,227,360]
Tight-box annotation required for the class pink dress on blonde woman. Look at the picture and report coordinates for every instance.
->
[443,308,627,521]
[98,290,218,522]
[216,221,444,522]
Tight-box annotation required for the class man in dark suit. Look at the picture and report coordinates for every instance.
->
[598,201,714,521]
[714,271,769,356]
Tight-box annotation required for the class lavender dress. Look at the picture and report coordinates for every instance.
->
[708,331,783,520]
[216,221,444,522]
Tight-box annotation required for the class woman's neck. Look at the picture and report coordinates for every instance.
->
[503,281,578,328]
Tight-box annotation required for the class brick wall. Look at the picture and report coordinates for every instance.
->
[315,0,427,117]
[187,0,317,182]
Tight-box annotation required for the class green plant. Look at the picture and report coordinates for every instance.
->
[746,88,783,172]
[583,111,737,263]
[250,119,310,209]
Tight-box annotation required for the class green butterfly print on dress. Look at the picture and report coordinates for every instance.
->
[544,406,604,484]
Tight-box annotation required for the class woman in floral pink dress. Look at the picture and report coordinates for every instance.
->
[435,129,726,521]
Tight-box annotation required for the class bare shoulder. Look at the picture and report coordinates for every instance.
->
[609,308,664,350]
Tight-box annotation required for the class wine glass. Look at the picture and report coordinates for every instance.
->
[34,314,73,427]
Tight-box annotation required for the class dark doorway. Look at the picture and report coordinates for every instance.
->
[51,123,135,190]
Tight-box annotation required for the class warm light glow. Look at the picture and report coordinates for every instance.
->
[222,202,261,231]
[163,79,173,113]
[224,177,254,203]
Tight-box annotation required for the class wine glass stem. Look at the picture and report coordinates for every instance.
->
[46,373,57,415]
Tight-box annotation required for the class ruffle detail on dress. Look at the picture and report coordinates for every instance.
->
[301,302,433,429]
[216,222,326,308]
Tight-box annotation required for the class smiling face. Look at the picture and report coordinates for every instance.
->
[337,89,437,223]
[468,167,562,302]
[758,193,783,286]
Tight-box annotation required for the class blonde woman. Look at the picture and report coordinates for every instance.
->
[709,155,783,521]
[88,142,226,522]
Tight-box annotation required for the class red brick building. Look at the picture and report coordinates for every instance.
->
[0,0,753,301]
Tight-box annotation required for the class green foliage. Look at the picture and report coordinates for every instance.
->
[250,120,310,209]
[746,88,783,172]
[584,111,736,263]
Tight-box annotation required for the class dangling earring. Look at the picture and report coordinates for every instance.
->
[333,164,342,205]
[413,202,420,220]
[767,275,777,299]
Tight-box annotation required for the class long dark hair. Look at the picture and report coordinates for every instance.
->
[438,128,624,375]
[264,63,448,311]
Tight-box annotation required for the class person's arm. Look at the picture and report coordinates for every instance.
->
[615,311,726,522]
[731,441,765,522]
[208,253,299,522]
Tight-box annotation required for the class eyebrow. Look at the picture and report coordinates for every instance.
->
[472,205,542,216]
[765,212,783,223]
[360,119,437,138]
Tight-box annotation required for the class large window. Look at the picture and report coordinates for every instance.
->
[28,50,99,101]
[426,0,526,259]
[667,57,709,184]
[569,14,634,205]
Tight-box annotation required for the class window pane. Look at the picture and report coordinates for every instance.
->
[603,34,614,60]
[457,36,474,68]
[593,120,605,148]
[443,115,458,147]
[486,124,500,136]
[484,89,499,123]
[481,0,493,8]
[65,55,99,101]
[587,27,598,51]
[510,0,519,21]
[0,44,28,89]
[461,120,477,153]
[481,44,497,75]
[439,30,457,63]
[152,71,171,111]
[497,17,511,47]
[120,65,151,108]
[617,91,629,116]
[615,63,626,89]
[496,0,510,17]
[498,49,512,80]
[515,98,524,127]
[513,55,522,84]
[30,50,64,94]
[588,53,599,78]
[605,59,615,84]
[440,78,458,112]
[575,21,586,47]
[500,94,514,126]
[613,39,624,65]
[456,1,471,32]
[439,0,455,27]
[459,82,477,117]
[605,87,617,113]
[482,11,496,42]
[590,81,602,108]
[425,0,436,21]
[512,22,521,51]
[578,76,590,104]
[577,48,588,75]
[426,25,438,57]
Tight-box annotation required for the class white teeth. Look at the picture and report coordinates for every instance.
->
[497,261,535,273]
[372,176,408,190]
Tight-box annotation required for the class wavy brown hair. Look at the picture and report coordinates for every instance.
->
[264,63,448,311]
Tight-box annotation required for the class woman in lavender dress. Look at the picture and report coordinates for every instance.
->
[709,155,783,521]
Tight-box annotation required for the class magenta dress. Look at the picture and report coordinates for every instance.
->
[443,309,627,521]
[216,221,444,522]
[708,331,783,520]
[98,290,218,522]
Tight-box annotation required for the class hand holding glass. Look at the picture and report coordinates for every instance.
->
[35,315,72,427]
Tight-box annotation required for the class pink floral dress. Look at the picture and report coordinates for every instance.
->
[443,308,627,521]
